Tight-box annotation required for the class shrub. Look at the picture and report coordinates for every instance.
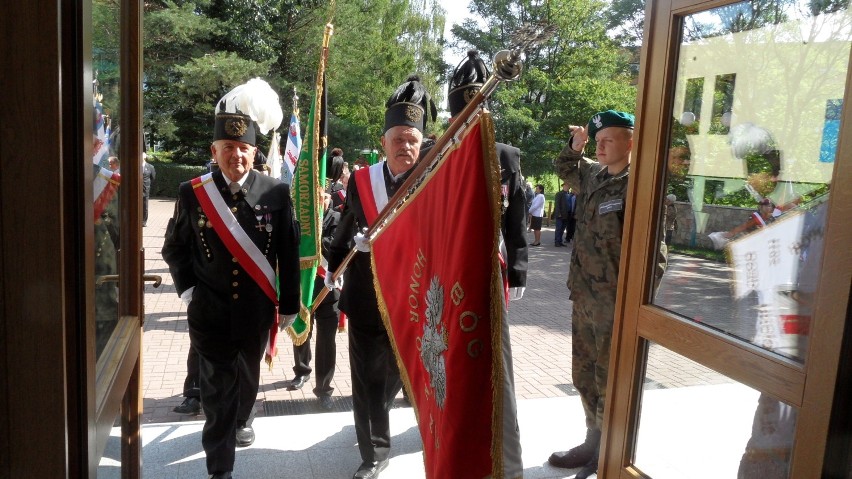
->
[150,161,206,198]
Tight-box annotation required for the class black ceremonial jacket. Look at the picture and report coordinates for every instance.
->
[162,169,301,338]
[497,142,528,288]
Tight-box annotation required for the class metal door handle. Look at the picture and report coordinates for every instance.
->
[96,274,162,288]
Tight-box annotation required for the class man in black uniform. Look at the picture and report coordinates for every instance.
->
[285,157,344,412]
[327,75,436,479]
[447,49,528,299]
[162,78,300,479]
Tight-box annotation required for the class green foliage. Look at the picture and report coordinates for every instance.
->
[450,0,637,178]
[144,0,446,165]
[149,161,208,197]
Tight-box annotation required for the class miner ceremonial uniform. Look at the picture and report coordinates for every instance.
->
[328,75,436,479]
[161,78,297,479]
[163,168,299,472]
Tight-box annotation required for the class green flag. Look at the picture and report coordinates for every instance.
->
[287,24,332,345]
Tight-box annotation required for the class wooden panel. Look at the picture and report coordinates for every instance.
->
[637,307,805,404]
[600,0,677,474]
[788,45,852,478]
[0,0,78,477]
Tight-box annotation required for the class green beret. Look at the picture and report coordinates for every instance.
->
[587,110,635,139]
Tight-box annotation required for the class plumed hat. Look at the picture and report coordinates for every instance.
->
[214,78,284,146]
[384,75,437,133]
[587,110,635,139]
[448,50,489,117]
[327,155,345,183]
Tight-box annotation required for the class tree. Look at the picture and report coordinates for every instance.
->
[142,0,446,164]
[450,0,637,177]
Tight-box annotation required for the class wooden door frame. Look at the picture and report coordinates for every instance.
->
[0,0,144,476]
[601,0,852,476]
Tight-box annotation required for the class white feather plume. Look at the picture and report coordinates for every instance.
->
[215,78,284,135]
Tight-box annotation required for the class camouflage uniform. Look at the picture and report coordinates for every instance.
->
[554,142,628,431]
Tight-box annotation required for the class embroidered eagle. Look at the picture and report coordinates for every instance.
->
[421,276,448,408]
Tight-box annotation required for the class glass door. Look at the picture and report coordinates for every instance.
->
[603,0,852,476]
[88,0,145,475]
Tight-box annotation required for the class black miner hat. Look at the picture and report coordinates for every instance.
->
[384,75,437,133]
[214,78,283,147]
[448,50,489,117]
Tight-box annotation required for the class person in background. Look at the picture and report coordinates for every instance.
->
[528,184,545,246]
[664,193,677,245]
[446,49,528,300]
[553,183,572,247]
[287,190,341,410]
[142,153,156,227]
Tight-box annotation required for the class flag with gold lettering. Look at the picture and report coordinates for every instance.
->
[371,114,523,478]
[285,24,332,349]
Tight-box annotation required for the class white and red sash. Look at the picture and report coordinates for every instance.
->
[353,162,387,226]
[93,167,121,221]
[191,173,278,305]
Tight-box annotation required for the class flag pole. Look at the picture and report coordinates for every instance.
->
[311,26,555,312]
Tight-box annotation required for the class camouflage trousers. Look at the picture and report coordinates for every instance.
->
[571,296,615,431]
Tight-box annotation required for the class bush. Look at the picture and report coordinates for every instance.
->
[150,160,207,198]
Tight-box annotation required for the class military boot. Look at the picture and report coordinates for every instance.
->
[574,448,599,479]
[548,428,601,469]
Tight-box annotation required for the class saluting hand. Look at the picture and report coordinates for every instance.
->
[569,125,589,152]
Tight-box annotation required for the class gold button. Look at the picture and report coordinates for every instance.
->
[232,282,238,287]
[232,257,238,262]
[232,293,239,299]
[231,206,238,212]
[233,270,239,275]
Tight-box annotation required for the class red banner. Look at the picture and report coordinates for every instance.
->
[371,115,522,478]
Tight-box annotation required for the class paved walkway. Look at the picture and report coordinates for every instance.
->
[99,198,746,478]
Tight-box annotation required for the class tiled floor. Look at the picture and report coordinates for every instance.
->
[111,198,747,478]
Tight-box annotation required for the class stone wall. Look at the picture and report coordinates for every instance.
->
[669,201,757,249]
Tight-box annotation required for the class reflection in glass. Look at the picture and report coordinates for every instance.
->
[93,0,121,358]
[654,1,848,362]
[635,343,797,479]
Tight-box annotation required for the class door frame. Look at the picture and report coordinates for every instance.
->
[601,0,852,476]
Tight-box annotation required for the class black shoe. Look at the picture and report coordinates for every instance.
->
[318,395,334,411]
[236,425,255,447]
[352,459,389,479]
[208,473,232,479]
[173,397,201,415]
[575,455,598,479]
[548,429,601,469]
[530,242,541,246]
[286,375,309,391]
[554,243,566,247]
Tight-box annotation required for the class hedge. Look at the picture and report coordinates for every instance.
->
[150,161,207,198]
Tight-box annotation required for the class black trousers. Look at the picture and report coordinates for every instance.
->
[142,195,149,224]
[189,323,266,474]
[348,321,402,463]
[292,301,339,397]
[181,344,256,426]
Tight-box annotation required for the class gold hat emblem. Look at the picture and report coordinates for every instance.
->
[405,105,423,124]
[463,87,478,104]
[225,117,248,137]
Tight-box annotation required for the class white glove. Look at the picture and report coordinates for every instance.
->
[180,286,195,306]
[508,287,525,301]
[707,231,730,251]
[353,232,371,252]
[278,314,297,331]
[324,272,343,291]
